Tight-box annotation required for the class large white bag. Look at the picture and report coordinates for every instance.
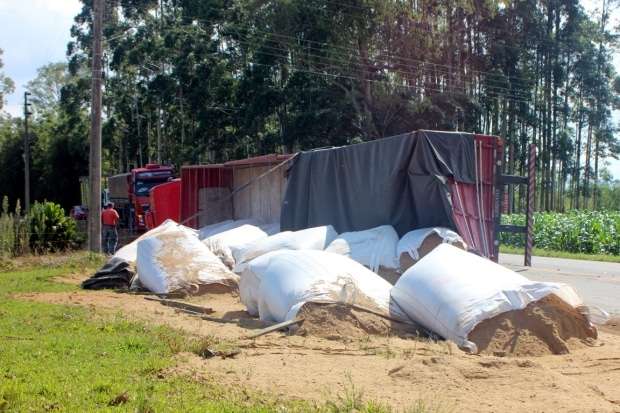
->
[114,219,195,264]
[202,224,269,268]
[397,227,465,262]
[137,225,238,295]
[391,243,586,353]
[233,225,338,272]
[240,249,409,324]
[325,225,399,272]
[198,219,262,240]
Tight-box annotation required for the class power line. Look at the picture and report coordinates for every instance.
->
[222,32,529,103]
[228,31,532,100]
[245,59,536,107]
[207,6,539,83]
[155,19,535,99]
[118,14,536,89]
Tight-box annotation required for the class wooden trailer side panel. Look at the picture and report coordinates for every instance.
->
[232,165,287,223]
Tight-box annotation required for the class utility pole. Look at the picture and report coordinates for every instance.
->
[88,0,103,253]
[23,92,32,213]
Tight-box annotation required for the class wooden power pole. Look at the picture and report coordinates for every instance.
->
[88,0,104,252]
[23,92,32,213]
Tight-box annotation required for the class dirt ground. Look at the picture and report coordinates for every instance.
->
[17,276,620,413]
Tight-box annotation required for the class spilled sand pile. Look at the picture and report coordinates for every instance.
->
[468,294,597,356]
[295,302,418,340]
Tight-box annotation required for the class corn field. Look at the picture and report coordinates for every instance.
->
[501,211,620,255]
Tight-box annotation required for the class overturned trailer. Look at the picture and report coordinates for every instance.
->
[179,130,532,262]
[280,130,503,260]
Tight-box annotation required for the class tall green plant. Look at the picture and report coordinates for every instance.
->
[0,195,15,256]
[13,199,29,256]
[28,201,83,253]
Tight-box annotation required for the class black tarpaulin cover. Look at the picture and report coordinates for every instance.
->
[280,130,475,236]
[82,257,135,290]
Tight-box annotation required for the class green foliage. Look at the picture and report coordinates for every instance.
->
[28,201,83,253]
[501,211,620,255]
[25,62,69,117]
[0,48,15,112]
[0,197,83,257]
[0,196,29,257]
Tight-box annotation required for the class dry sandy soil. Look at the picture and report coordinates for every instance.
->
[17,276,620,413]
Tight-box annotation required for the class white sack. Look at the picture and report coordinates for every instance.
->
[202,224,269,268]
[198,219,261,240]
[137,225,238,294]
[397,227,465,261]
[114,219,196,264]
[233,225,338,273]
[240,249,409,324]
[391,243,586,353]
[325,225,399,272]
[259,222,281,236]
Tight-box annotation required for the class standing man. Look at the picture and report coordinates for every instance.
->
[101,202,120,255]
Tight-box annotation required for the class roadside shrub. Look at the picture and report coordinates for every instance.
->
[0,196,29,257]
[28,201,84,253]
[501,210,620,255]
[0,196,15,256]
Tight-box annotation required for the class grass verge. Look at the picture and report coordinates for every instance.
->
[0,252,447,412]
[500,245,620,263]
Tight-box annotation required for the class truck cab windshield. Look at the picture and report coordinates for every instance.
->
[134,178,171,197]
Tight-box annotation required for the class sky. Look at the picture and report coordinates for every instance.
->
[0,0,619,179]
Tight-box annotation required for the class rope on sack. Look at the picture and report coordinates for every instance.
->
[178,153,299,227]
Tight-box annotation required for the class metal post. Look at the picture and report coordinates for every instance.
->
[492,138,504,262]
[524,144,536,267]
[23,92,32,213]
[88,0,103,253]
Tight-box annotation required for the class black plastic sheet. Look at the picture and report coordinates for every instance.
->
[281,130,475,236]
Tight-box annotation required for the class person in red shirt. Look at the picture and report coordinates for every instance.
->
[101,202,120,255]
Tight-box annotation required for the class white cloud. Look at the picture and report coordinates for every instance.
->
[0,0,82,116]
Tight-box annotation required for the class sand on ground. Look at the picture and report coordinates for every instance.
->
[15,281,620,413]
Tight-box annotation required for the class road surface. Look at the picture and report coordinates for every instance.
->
[500,253,620,315]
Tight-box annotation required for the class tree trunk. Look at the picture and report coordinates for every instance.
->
[584,122,593,208]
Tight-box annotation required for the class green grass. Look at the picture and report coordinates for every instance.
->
[500,245,620,263]
[0,253,446,412]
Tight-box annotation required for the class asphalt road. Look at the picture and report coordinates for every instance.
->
[499,253,620,316]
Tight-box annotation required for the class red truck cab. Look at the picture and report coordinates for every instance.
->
[130,164,175,230]
[145,178,181,229]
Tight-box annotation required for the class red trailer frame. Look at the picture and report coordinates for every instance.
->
[180,165,232,229]
[449,134,503,262]
[145,178,181,229]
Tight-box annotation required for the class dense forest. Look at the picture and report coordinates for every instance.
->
[0,0,619,211]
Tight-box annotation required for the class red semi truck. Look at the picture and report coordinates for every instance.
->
[108,164,175,231]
